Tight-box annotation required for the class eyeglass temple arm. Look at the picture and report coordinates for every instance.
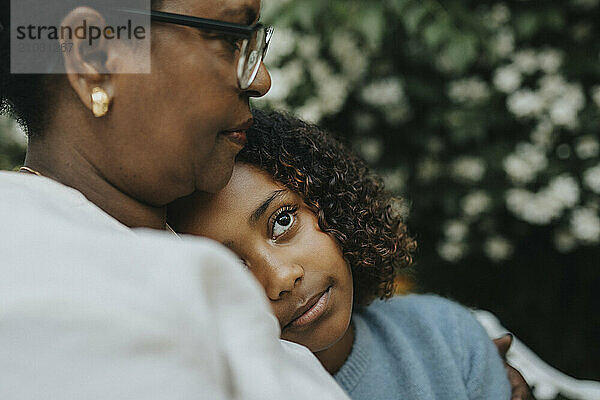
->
[118,8,258,37]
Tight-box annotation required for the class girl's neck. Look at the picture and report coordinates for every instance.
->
[25,137,167,230]
[314,321,355,375]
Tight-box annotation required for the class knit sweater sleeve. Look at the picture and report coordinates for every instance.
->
[449,300,511,400]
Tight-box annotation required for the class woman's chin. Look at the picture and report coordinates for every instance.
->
[194,162,236,194]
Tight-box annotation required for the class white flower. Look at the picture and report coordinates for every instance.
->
[382,168,407,192]
[530,119,555,149]
[544,79,585,129]
[549,100,580,129]
[505,188,563,225]
[309,60,334,85]
[493,64,522,93]
[261,69,289,102]
[537,49,563,74]
[554,230,577,253]
[438,241,466,263]
[538,75,568,101]
[361,77,405,108]
[570,207,600,243]
[316,75,349,115]
[297,35,320,59]
[591,86,600,109]
[503,142,548,184]
[506,189,532,219]
[506,89,545,118]
[504,155,534,184]
[451,156,486,183]
[506,175,579,225]
[513,49,539,74]
[355,137,383,164]
[309,61,350,116]
[360,78,411,124]
[489,3,511,26]
[0,115,27,146]
[547,174,580,208]
[576,135,600,159]
[462,190,492,217]
[484,236,514,262]
[263,60,304,102]
[448,77,491,105]
[492,29,515,58]
[296,98,324,123]
[264,28,298,66]
[583,164,600,194]
[444,220,469,242]
[330,30,368,82]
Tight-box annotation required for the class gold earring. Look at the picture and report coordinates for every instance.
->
[91,87,110,117]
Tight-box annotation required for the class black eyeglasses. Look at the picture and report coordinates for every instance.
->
[121,9,273,89]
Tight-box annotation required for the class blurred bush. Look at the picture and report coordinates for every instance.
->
[257,0,600,381]
[0,116,25,170]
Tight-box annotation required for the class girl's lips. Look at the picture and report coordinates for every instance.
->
[290,287,331,328]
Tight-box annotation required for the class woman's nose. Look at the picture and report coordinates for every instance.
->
[245,62,272,98]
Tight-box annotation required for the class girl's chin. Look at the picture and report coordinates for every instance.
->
[281,331,343,353]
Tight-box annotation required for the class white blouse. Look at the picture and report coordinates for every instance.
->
[0,171,349,400]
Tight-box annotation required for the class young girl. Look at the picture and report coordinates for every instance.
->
[169,110,511,399]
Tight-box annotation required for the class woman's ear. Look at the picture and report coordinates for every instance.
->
[60,6,116,114]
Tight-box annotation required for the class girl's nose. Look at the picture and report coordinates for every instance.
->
[263,261,304,301]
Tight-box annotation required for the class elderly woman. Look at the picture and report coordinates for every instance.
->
[0,1,349,399]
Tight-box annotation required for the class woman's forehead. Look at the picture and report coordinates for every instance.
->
[184,0,261,24]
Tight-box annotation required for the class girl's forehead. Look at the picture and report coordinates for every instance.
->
[214,164,285,209]
[189,164,285,240]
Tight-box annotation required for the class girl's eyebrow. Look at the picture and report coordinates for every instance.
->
[249,189,286,226]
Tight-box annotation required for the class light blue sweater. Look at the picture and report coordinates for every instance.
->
[334,294,510,399]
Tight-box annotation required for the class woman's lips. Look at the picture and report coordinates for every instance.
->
[222,130,247,147]
[221,118,253,147]
[289,287,331,328]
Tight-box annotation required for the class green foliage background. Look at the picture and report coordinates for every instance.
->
[254,0,600,384]
[0,116,25,170]
[1,0,598,389]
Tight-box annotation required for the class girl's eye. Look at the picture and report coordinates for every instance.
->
[272,207,297,239]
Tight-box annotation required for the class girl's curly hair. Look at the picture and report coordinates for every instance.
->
[238,109,417,308]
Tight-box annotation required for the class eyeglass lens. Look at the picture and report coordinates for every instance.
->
[239,28,269,89]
